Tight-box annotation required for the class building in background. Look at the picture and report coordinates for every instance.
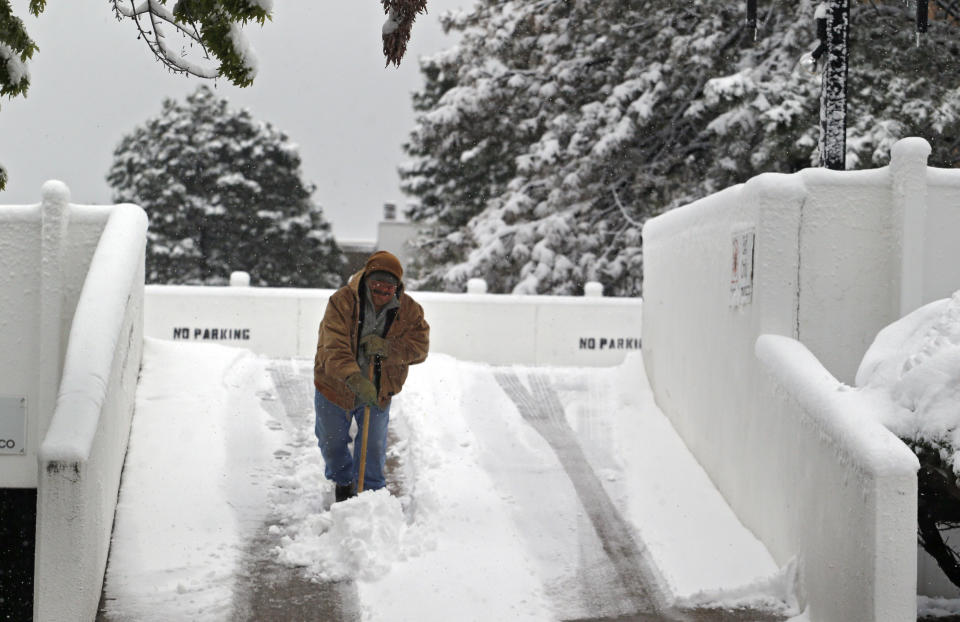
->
[335,203,418,286]
[336,239,376,284]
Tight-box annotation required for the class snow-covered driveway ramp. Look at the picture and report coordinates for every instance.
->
[98,339,797,622]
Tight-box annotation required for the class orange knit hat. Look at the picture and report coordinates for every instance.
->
[364,250,403,282]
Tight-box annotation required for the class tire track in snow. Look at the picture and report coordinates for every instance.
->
[494,370,685,621]
[494,370,789,622]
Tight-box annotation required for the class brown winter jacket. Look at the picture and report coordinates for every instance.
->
[314,271,430,410]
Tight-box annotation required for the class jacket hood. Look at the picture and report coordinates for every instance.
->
[363,250,403,282]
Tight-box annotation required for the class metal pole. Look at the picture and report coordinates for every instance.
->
[819,0,849,170]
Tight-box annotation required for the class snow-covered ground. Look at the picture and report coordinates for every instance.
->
[101,337,802,621]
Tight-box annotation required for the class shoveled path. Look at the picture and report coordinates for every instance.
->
[229,360,406,621]
[228,359,361,621]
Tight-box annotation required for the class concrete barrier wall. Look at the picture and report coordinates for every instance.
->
[0,204,43,488]
[756,336,918,622]
[0,190,118,489]
[795,141,960,386]
[144,286,643,367]
[794,168,898,385]
[0,182,148,621]
[641,138,951,621]
[641,173,804,518]
[924,168,960,304]
[34,202,147,622]
[916,166,960,597]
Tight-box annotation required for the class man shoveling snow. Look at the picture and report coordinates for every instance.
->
[313,251,430,502]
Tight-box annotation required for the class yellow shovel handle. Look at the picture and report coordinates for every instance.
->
[356,358,376,493]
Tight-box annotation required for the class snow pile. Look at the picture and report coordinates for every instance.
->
[269,354,549,619]
[675,558,798,613]
[919,595,960,618]
[352,354,555,621]
[857,291,960,470]
[274,489,408,581]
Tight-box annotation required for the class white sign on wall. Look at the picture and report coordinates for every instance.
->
[730,228,756,307]
[0,396,26,455]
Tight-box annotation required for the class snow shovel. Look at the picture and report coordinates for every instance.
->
[356,356,377,493]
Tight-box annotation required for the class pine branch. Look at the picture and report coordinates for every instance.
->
[381,0,428,67]
[0,0,39,100]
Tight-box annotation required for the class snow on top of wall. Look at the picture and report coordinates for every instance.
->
[643,170,807,241]
[415,290,642,306]
[41,204,148,462]
[145,284,338,299]
[756,334,919,478]
[145,284,643,306]
[0,204,40,220]
[857,291,960,475]
[795,162,889,189]
[0,200,122,225]
[41,179,70,205]
[642,183,747,240]
[891,136,933,163]
[926,166,960,187]
[646,140,938,248]
[67,205,123,225]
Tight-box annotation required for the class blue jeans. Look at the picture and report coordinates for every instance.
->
[314,390,390,491]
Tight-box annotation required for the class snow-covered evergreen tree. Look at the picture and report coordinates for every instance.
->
[107,85,344,287]
[401,0,960,296]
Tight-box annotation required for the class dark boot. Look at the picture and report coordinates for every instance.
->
[334,482,356,503]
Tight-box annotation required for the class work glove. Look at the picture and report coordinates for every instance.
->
[345,372,378,407]
[360,334,390,358]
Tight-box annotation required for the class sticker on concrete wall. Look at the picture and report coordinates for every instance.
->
[0,396,26,455]
[578,337,642,351]
[171,328,251,341]
[730,228,755,307]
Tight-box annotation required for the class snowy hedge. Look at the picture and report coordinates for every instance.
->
[858,291,960,588]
